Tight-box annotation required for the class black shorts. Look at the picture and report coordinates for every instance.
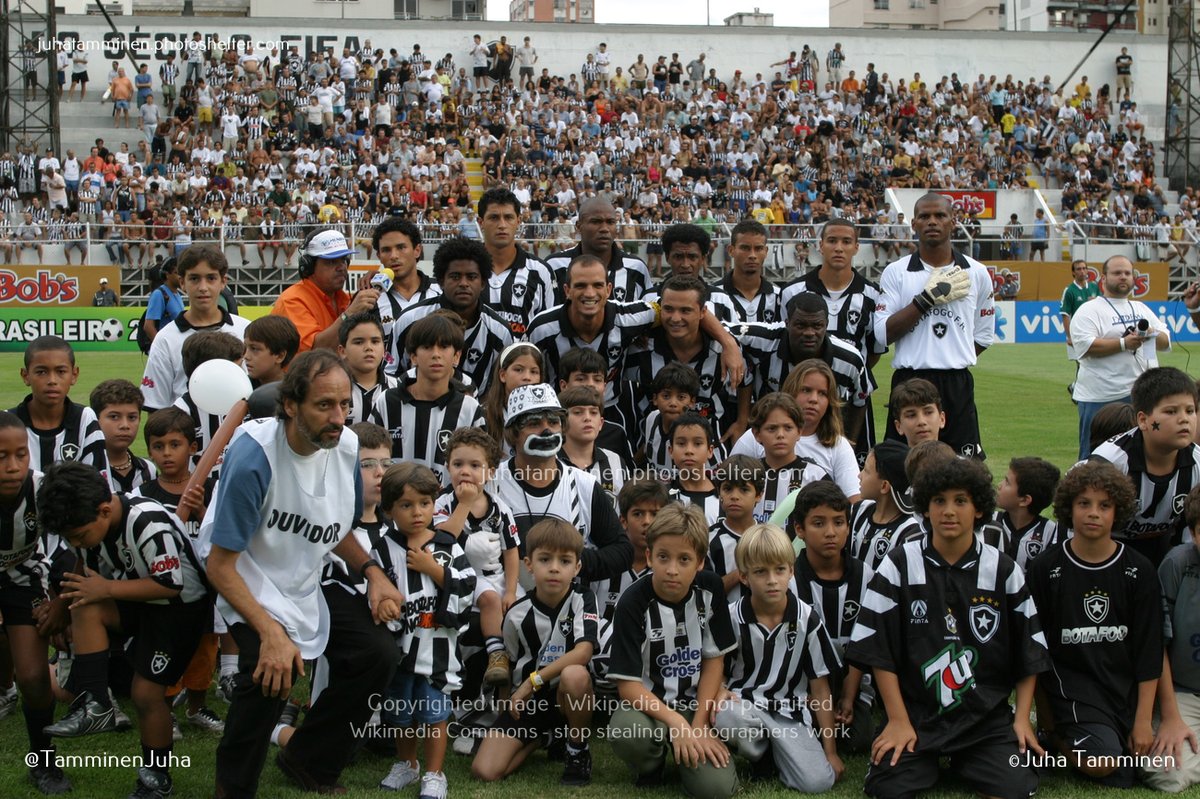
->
[1030,241,1047,252]
[1055,720,1135,787]
[474,66,488,77]
[0,582,48,627]
[864,710,1036,799]
[116,598,210,686]
[886,367,984,459]
[486,692,566,745]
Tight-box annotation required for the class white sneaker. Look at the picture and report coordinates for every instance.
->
[417,771,448,799]
[451,732,475,756]
[186,706,225,732]
[379,760,420,791]
[171,716,182,742]
[0,685,17,720]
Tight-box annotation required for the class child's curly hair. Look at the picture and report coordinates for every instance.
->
[1052,461,1137,532]
[912,457,996,520]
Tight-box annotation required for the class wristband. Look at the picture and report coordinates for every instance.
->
[360,558,382,581]
[912,293,933,314]
[1119,336,1127,352]
[529,671,545,691]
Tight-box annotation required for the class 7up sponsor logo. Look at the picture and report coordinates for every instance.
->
[922,644,977,712]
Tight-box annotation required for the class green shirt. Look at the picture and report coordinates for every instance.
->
[1060,280,1099,317]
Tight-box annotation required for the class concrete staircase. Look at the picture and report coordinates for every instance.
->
[56,89,143,160]
[464,156,484,205]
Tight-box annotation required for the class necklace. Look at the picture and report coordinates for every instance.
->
[111,455,133,471]
[158,475,191,486]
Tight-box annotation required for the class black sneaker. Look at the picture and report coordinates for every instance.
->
[44,691,119,738]
[29,764,72,795]
[749,753,778,781]
[546,733,567,762]
[128,767,172,799]
[634,762,665,788]
[560,744,592,786]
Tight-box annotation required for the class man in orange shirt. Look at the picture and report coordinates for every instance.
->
[272,229,380,352]
[109,67,134,129]
[840,71,860,96]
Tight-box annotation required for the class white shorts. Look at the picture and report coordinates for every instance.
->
[473,571,506,602]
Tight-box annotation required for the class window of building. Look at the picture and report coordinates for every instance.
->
[395,0,416,16]
[909,0,924,9]
[874,0,889,9]
[452,0,481,18]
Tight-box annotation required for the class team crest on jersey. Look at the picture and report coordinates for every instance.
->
[559,615,573,638]
[60,443,80,461]
[785,627,798,648]
[1174,494,1188,516]
[932,322,948,339]
[438,429,452,452]
[910,600,928,622]
[1026,541,1043,559]
[432,549,452,568]
[607,345,623,365]
[969,600,1000,644]
[23,511,37,534]
[960,444,975,457]
[763,309,776,323]
[467,348,483,365]
[613,286,627,301]
[512,281,527,299]
[1084,591,1109,624]
[847,309,861,327]
[150,651,171,675]
[842,600,861,623]
[873,537,890,561]
[699,373,715,393]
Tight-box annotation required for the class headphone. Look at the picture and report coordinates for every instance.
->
[297,226,325,279]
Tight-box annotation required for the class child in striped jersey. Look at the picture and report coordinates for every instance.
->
[173,331,245,478]
[708,455,766,601]
[434,428,519,688]
[560,386,626,497]
[790,481,875,756]
[851,440,923,570]
[994,457,1062,570]
[375,463,475,798]
[471,519,598,786]
[713,523,843,792]
[640,363,711,480]
[751,392,830,526]
[90,379,155,494]
[241,315,298,388]
[339,312,398,426]
[607,503,738,797]
[667,412,722,526]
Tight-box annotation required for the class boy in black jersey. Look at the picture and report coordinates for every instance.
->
[790,481,875,755]
[471,519,598,786]
[1028,461,1164,787]
[751,393,830,525]
[713,522,843,792]
[852,440,922,570]
[708,455,765,600]
[90,379,154,494]
[639,362,701,479]
[558,347,635,468]
[338,312,397,425]
[11,335,108,480]
[0,412,71,795]
[667,412,721,526]
[608,503,738,798]
[994,457,1061,570]
[37,462,209,799]
[1088,366,1200,566]
[846,457,1050,799]
[242,315,298,388]
[560,386,626,497]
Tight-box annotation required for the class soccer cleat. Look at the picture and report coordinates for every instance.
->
[560,744,592,786]
[186,706,225,732]
[44,691,119,738]
[451,732,475,757]
[379,760,420,791]
[128,767,173,799]
[417,771,448,799]
[216,674,236,704]
[28,764,72,795]
[171,716,182,742]
[111,690,133,731]
[484,651,510,687]
[0,684,19,719]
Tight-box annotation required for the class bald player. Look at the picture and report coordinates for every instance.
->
[546,197,653,303]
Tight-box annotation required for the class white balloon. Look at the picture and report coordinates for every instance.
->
[189,359,252,416]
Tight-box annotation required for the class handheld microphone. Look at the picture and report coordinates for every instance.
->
[370,267,395,293]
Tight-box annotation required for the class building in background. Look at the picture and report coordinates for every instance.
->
[509,0,594,22]
[724,8,775,25]
[829,0,1003,30]
[1008,0,1166,34]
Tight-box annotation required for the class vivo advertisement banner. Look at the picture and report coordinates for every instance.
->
[1005,301,1200,344]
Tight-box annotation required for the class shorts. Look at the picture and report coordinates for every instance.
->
[58,71,65,86]
[474,571,506,602]
[0,582,49,627]
[886,367,984,459]
[486,691,565,744]
[1031,241,1047,252]
[646,243,663,255]
[197,107,213,123]
[115,100,130,111]
[381,670,451,727]
[1055,720,1135,788]
[519,67,534,79]
[72,71,88,83]
[474,66,488,78]
[116,598,210,686]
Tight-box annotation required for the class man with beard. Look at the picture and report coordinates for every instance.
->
[204,350,403,797]
[273,228,380,352]
[547,197,652,303]
[874,193,994,458]
[385,237,513,393]
[477,188,554,336]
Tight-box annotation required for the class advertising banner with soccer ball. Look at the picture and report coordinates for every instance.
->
[0,308,142,351]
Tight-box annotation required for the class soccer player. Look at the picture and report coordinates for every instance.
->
[846,457,1050,798]
[90,379,154,494]
[713,522,843,791]
[607,504,738,798]
[546,197,653,304]
[373,217,441,357]
[707,219,782,324]
[242,315,299,388]
[471,519,598,785]
[338,313,398,425]
[994,457,1062,570]
[477,188,555,336]
[851,440,922,570]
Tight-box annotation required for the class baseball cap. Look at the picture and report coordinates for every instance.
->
[99,277,109,284]
[305,229,355,260]
[872,440,914,514]
[505,383,563,426]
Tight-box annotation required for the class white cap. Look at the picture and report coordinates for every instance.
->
[505,383,562,426]
[305,229,354,260]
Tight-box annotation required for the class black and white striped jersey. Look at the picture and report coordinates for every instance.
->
[757,457,832,524]
[349,374,400,426]
[780,268,887,364]
[991,511,1063,572]
[725,591,839,723]
[849,500,924,571]
[432,486,520,582]
[546,243,653,304]
[384,295,514,394]
[624,329,749,437]
[707,274,783,325]
[1088,430,1200,566]
[1026,541,1163,736]
[707,519,744,601]
[558,446,626,499]
[669,482,722,527]
[11,396,109,481]
[493,459,632,584]
[485,248,556,336]
[0,471,50,592]
[373,528,475,693]
[75,495,208,605]
[846,536,1050,750]
[320,516,392,596]
[729,323,872,406]
[173,392,224,469]
[640,410,724,480]
[110,456,156,495]
[133,476,217,542]
[608,569,737,709]
[793,550,872,660]
[369,383,486,487]
[375,273,441,368]
[590,566,650,623]
[504,585,600,685]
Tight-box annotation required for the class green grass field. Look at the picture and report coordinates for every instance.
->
[0,346,1187,798]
